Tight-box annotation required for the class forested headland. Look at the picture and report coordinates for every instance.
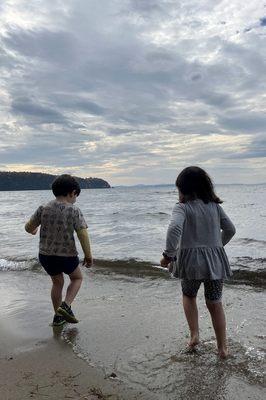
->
[0,171,111,191]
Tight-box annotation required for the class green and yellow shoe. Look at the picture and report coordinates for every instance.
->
[57,302,79,323]
[52,314,67,327]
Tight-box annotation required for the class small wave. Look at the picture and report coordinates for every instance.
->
[131,212,170,218]
[145,212,170,216]
[95,257,266,288]
[0,258,41,272]
[1,256,265,288]
[228,256,266,288]
[0,256,167,278]
[230,268,266,288]
[236,238,266,245]
[93,258,168,279]
[231,256,266,270]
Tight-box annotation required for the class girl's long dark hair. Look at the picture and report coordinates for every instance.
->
[175,166,222,204]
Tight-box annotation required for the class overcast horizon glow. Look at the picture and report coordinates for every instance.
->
[0,0,266,186]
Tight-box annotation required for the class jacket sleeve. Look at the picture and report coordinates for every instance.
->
[164,203,186,258]
[218,205,236,246]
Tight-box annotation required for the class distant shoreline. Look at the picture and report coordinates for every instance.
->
[115,182,266,188]
[0,171,111,191]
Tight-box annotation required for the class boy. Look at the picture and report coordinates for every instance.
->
[25,174,93,326]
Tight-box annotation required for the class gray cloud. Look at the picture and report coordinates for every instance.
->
[225,134,266,159]
[54,96,106,116]
[260,17,266,26]
[218,114,266,133]
[0,0,265,184]
[11,97,66,124]
[4,28,78,64]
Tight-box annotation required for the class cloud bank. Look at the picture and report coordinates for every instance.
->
[0,0,265,184]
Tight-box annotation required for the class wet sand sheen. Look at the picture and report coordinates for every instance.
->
[0,269,265,399]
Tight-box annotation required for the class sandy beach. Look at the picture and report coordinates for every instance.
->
[0,268,265,400]
[0,340,142,400]
[0,340,152,400]
[0,312,146,400]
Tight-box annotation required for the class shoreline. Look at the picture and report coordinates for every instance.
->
[0,270,149,400]
[0,327,145,400]
[0,270,265,400]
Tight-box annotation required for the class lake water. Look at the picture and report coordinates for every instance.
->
[0,185,265,399]
[0,184,266,277]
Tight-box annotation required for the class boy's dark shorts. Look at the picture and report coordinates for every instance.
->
[39,253,79,276]
[181,279,223,303]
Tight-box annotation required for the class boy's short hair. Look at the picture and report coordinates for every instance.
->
[52,174,81,197]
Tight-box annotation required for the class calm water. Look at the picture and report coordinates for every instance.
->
[0,185,265,282]
[0,185,265,399]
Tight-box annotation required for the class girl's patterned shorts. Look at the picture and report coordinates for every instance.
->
[181,279,223,303]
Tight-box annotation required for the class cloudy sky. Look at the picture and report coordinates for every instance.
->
[0,0,266,185]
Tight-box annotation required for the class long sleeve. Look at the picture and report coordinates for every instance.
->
[218,205,236,246]
[164,203,186,258]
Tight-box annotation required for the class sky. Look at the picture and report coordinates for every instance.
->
[0,0,266,186]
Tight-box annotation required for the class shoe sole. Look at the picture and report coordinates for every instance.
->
[57,307,79,323]
[51,320,67,327]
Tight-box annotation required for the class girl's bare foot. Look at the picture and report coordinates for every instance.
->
[188,334,200,348]
[218,347,228,359]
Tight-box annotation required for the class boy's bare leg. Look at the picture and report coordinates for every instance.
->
[64,266,83,306]
[206,301,228,358]
[182,295,200,347]
[51,273,64,312]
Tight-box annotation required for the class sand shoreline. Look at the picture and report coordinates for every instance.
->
[0,330,144,400]
[0,270,265,400]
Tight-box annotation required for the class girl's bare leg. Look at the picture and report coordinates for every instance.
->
[50,273,64,312]
[206,301,228,358]
[182,295,200,347]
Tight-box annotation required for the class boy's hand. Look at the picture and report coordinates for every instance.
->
[160,256,170,268]
[83,256,93,268]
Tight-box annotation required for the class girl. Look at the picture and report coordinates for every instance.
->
[161,166,235,358]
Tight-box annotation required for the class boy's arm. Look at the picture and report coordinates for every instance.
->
[76,228,93,268]
[25,219,39,235]
[25,206,43,235]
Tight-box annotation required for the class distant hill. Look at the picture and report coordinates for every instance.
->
[0,171,111,191]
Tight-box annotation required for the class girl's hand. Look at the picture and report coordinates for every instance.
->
[83,256,93,268]
[160,257,170,268]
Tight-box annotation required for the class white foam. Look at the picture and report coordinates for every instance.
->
[152,265,169,272]
[0,258,29,271]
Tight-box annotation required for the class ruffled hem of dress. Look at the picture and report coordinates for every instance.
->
[172,246,232,280]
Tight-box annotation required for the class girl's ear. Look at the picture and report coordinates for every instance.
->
[179,194,185,203]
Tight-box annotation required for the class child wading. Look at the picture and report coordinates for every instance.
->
[161,166,236,358]
[25,174,93,326]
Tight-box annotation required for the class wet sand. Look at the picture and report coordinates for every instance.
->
[0,269,265,400]
[0,339,141,400]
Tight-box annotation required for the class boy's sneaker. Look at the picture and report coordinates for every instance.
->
[52,314,66,327]
[57,301,79,323]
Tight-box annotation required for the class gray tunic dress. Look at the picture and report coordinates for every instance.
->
[164,200,236,280]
